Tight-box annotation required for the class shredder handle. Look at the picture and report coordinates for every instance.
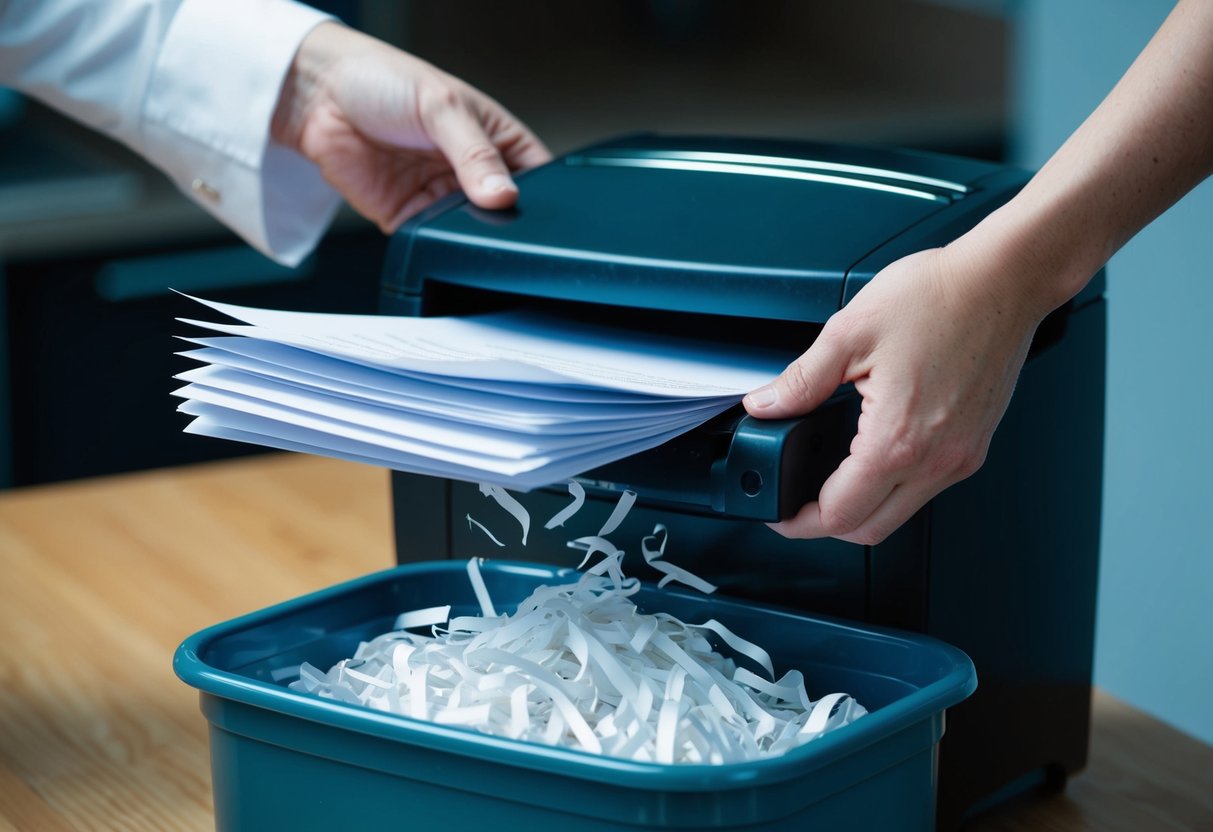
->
[712,399,855,522]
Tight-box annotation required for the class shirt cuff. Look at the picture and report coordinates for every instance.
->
[141,0,342,265]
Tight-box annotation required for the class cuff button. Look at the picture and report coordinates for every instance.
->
[191,178,220,203]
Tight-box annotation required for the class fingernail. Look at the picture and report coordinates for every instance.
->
[482,174,516,193]
[745,386,778,409]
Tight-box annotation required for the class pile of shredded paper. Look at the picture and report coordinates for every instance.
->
[290,488,867,764]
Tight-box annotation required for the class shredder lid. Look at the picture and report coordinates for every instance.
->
[389,136,1002,322]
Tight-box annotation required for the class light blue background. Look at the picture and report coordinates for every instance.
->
[1013,0,1213,744]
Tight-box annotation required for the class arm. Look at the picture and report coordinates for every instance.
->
[1,0,549,265]
[1,0,337,264]
[744,0,1213,544]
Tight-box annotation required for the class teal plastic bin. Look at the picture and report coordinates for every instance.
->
[175,561,976,831]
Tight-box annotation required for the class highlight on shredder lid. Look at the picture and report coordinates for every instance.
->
[391,135,1002,322]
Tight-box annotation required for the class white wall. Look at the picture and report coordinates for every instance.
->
[1013,0,1213,744]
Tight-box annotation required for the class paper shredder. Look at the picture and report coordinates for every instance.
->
[380,135,1104,828]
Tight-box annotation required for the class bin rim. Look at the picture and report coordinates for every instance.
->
[175,559,976,792]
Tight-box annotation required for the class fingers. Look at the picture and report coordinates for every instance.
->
[508,135,554,169]
[744,328,848,419]
[493,117,553,171]
[382,172,459,233]
[462,88,552,172]
[770,428,974,543]
[769,469,940,545]
[419,92,520,210]
[769,454,896,542]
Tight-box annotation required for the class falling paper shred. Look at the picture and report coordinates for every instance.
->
[544,481,586,529]
[479,484,531,545]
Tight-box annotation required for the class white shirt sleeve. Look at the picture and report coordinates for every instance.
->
[0,0,342,266]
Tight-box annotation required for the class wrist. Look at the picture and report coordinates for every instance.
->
[945,189,1105,324]
[271,21,346,155]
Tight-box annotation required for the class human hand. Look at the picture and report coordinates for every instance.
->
[271,22,551,232]
[743,244,1048,544]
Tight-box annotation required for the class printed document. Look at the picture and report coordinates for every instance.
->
[174,296,793,488]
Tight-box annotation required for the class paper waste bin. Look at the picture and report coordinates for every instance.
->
[175,560,976,831]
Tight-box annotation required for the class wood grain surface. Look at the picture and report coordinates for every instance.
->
[0,454,1209,831]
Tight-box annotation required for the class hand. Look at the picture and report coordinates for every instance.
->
[272,22,551,232]
[743,244,1046,544]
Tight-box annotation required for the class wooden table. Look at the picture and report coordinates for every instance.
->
[1,455,1209,831]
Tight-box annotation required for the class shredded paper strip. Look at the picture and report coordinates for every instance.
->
[292,537,867,763]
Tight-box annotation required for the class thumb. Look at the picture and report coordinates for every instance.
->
[422,96,519,210]
[744,332,848,419]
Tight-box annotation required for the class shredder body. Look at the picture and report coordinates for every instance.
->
[379,136,1105,829]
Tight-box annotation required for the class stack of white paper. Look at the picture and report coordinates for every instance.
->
[173,296,793,489]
